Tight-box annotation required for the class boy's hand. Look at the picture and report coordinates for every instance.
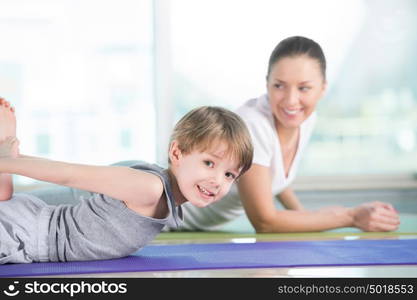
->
[0,136,20,159]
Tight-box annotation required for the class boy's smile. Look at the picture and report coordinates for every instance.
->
[197,184,217,199]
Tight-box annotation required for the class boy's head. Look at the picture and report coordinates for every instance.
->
[168,106,253,207]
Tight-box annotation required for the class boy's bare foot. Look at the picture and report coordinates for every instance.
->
[0,136,19,159]
[0,97,16,141]
[0,99,16,201]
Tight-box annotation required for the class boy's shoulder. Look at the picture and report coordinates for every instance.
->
[112,161,165,206]
[112,161,169,208]
[130,164,165,200]
[142,171,165,202]
[122,167,165,215]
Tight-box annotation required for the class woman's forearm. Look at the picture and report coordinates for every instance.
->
[277,187,304,210]
[255,206,354,233]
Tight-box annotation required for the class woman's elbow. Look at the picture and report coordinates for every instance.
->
[254,226,272,234]
[250,213,300,234]
[251,216,276,233]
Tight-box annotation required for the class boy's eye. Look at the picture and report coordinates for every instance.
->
[274,83,283,89]
[204,160,214,167]
[225,172,236,180]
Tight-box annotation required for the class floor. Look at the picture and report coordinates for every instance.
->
[54,230,417,278]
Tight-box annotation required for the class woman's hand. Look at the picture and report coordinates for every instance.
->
[350,201,400,232]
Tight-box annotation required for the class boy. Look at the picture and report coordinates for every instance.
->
[0,99,253,264]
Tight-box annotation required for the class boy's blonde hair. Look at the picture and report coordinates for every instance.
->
[169,106,253,177]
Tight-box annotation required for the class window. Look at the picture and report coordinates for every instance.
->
[0,0,155,184]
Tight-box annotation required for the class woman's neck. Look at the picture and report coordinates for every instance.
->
[275,119,300,147]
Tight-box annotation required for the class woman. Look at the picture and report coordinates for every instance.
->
[176,36,400,233]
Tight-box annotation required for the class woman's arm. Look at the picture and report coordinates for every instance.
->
[237,164,400,233]
[277,187,304,210]
[0,155,165,216]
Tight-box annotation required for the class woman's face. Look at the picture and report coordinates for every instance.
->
[266,55,326,129]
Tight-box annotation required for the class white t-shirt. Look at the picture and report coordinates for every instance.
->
[175,94,317,231]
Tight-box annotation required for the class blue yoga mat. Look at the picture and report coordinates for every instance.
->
[1,239,416,277]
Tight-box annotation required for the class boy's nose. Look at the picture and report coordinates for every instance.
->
[209,172,223,187]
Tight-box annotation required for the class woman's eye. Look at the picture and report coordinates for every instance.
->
[299,86,311,92]
[204,160,214,167]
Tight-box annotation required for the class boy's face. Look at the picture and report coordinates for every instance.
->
[170,141,241,207]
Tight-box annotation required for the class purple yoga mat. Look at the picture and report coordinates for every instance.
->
[1,239,416,277]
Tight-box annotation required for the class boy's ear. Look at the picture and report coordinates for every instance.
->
[168,140,182,165]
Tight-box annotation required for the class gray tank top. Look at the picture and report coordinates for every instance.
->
[46,161,182,262]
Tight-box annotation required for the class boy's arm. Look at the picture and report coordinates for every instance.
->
[0,155,164,212]
[0,173,13,201]
[0,136,19,201]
